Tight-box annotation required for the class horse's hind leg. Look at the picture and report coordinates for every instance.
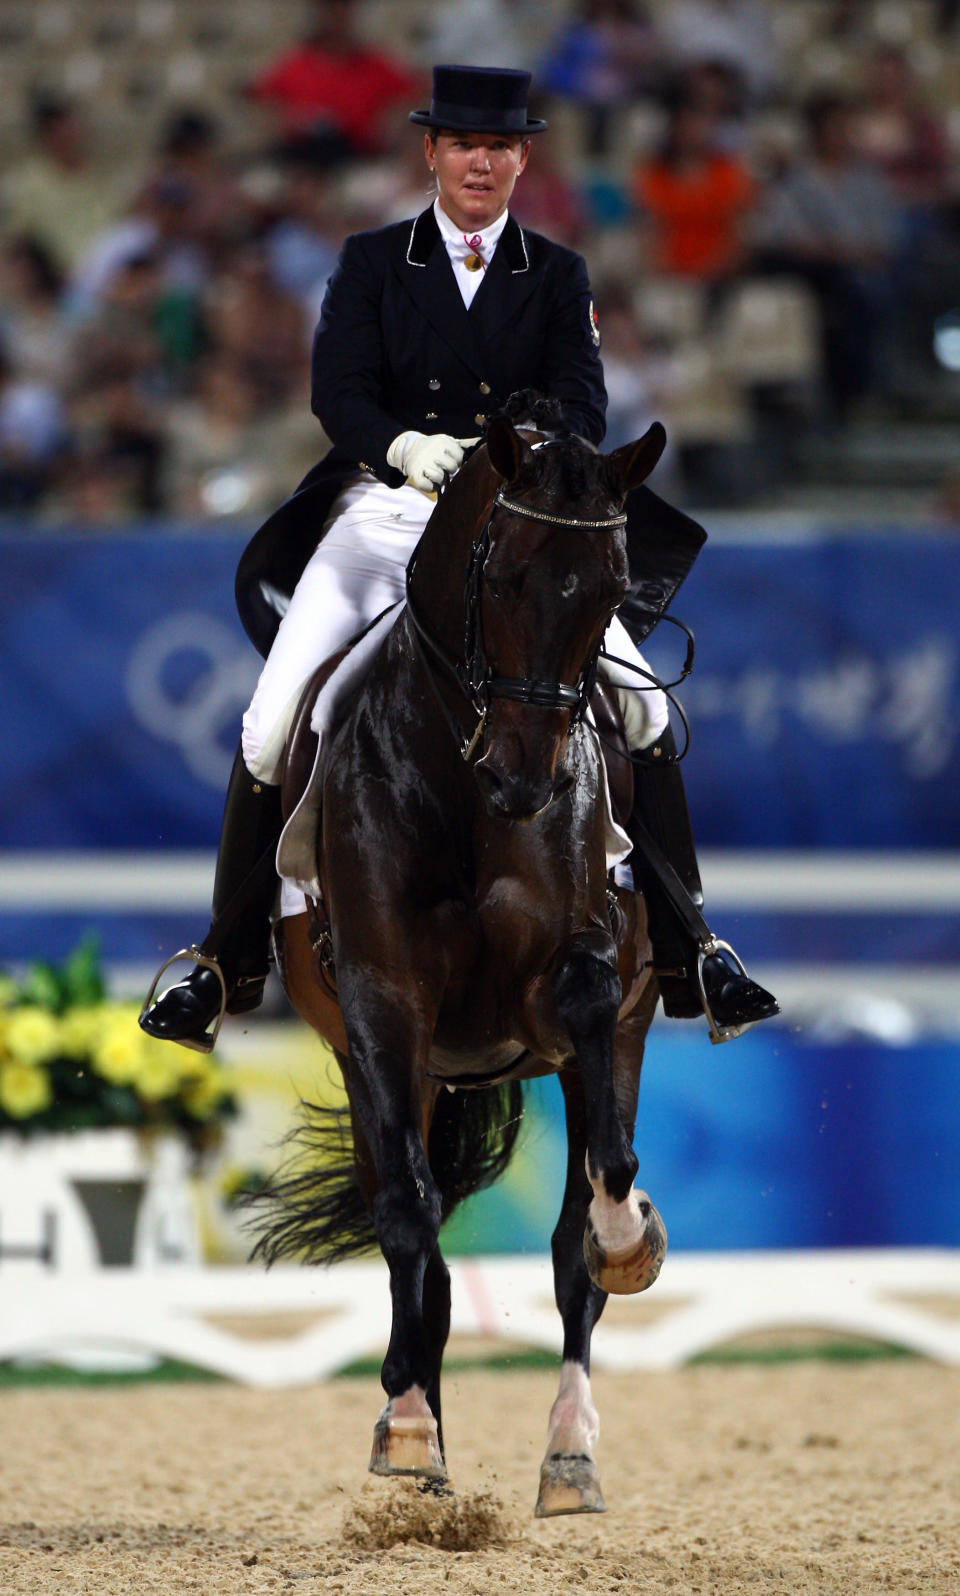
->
[422,1245,451,1464]
[553,937,666,1297]
[536,1065,607,1518]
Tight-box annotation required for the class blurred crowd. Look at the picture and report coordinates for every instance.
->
[2,0,960,522]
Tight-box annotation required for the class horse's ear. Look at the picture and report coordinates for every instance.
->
[605,421,667,496]
[485,415,531,483]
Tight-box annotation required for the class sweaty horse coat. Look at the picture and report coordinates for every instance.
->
[254,419,670,1514]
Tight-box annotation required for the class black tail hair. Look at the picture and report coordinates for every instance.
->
[247,1080,525,1267]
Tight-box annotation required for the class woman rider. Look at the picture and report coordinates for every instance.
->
[141,64,777,1048]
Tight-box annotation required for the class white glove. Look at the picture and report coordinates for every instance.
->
[386,430,466,491]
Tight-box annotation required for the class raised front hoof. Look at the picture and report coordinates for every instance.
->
[369,1413,447,1480]
[583,1195,667,1295]
[535,1453,606,1517]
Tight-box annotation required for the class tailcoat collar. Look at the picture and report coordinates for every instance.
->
[405,206,529,274]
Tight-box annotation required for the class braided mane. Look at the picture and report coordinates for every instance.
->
[486,389,606,507]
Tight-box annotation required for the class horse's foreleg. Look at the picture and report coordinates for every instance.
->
[553,936,666,1297]
[536,1066,607,1518]
[337,978,447,1480]
[367,1110,446,1479]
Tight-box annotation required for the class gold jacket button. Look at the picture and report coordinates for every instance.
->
[425,411,438,420]
[358,460,371,471]
[474,412,486,426]
[479,381,491,395]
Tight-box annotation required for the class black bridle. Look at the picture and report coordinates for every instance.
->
[405,484,628,761]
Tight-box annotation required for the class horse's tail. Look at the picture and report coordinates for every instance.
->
[430,1079,525,1222]
[247,1080,525,1267]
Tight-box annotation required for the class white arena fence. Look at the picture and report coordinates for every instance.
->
[2,1252,960,1386]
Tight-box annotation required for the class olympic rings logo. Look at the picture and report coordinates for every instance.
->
[125,613,259,788]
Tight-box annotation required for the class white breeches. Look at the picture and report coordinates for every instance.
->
[241,473,669,784]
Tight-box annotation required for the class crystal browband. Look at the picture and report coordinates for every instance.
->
[494,494,627,530]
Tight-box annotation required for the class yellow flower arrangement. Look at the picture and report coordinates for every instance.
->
[0,1061,53,1119]
[0,940,236,1144]
[5,1007,63,1066]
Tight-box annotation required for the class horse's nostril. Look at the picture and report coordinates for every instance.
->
[473,762,502,799]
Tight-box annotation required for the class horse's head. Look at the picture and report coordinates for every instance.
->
[464,414,666,820]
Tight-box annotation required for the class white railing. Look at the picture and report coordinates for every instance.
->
[5,849,960,911]
[2,1251,959,1386]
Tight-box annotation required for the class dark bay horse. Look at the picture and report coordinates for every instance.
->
[257,411,669,1516]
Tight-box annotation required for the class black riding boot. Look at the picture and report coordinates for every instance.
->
[627,727,779,1039]
[139,746,284,1050]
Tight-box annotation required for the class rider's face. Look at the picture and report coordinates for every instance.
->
[427,132,530,233]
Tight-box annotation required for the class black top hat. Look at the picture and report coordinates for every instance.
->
[409,65,547,136]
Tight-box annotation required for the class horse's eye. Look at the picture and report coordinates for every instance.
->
[560,572,579,598]
[485,573,503,600]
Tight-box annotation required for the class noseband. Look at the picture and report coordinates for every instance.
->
[405,485,628,761]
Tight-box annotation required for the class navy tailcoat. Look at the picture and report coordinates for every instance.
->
[236,205,705,658]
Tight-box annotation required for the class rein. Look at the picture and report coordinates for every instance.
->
[405,485,628,762]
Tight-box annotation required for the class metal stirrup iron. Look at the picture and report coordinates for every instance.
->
[139,947,228,1055]
[696,938,754,1047]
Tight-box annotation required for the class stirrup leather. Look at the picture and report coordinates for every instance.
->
[697,937,751,1047]
[139,946,228,1055]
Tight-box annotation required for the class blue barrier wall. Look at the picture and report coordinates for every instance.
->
[644,532,960,848]
[3,527,958,853]
[442,1027,960,1253]
[2,529,254,851]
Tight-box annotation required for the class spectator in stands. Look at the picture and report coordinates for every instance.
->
[658,0,781,107]
[817,0,857,38]
[631,93,756,287]
[263,138,347,326]
[422,0,526,70]
[0,94,130,276]
[66,371,166,517]
[204,245,308,411]
[68,174,211,338]
[66,257,172,514]
[538,0,662,156]
[508,127,590,246]
[70,248,202,398]
[332,120,439,229]
[0,235,70,389]
[150,108,247,270]
[854,44,950,228]
[0,343,66,512]
[592,282,675,461]
[678,57,750,155]
[248,0,420,157]
[49,435,156,527]
[752,91,901,421]
[162,352,321,520]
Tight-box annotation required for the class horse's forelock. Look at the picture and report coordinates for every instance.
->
[515,433,607,512]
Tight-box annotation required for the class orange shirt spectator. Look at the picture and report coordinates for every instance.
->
[633,104,755,279]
